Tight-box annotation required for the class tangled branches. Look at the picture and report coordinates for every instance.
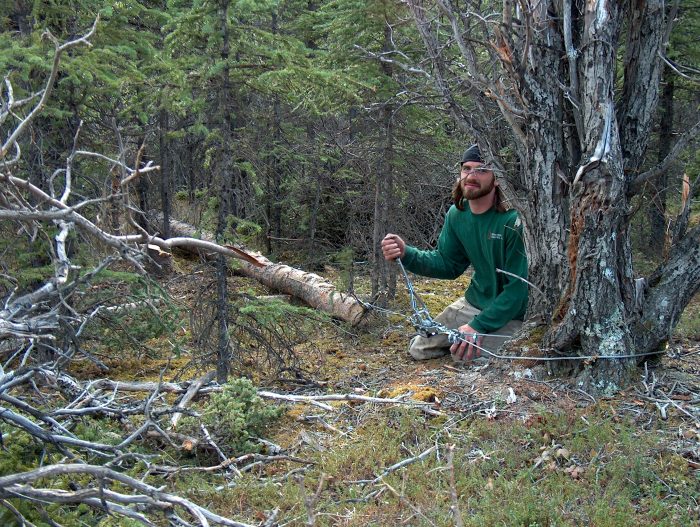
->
[0,464,257,527]
[0,19,285,526]
[0,362,281,525]
[189,281,325,383]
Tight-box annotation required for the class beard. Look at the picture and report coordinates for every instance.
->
[461,176,495,200]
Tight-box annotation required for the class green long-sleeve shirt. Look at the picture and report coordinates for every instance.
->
[402,205,528,333]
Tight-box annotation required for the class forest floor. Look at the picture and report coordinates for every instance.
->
[75,254,700,527]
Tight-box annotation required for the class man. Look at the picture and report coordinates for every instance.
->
[381,145,528,362]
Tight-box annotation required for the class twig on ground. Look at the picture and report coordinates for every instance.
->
[156,453,313,480]
[378,477,437,527]
[201,423,228,463]
[296,473,328,527]
[82,380,441,413]
[372,445,437,484]
[344,445,437,485]
[171,371,216,429]
[446,444,464,527]
[657,389,700,425]
[258,390,438,411]
[262,508,280,527]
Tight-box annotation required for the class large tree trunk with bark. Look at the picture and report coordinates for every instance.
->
[407,0,700,392]
[543,3,638,389]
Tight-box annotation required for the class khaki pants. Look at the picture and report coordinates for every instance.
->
[408,297,522,361]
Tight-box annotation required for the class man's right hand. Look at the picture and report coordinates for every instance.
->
[381,233,406,261]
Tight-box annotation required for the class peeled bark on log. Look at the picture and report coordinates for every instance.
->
[150,213,368,326]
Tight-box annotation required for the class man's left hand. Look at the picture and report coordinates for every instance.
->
[450,324,483,362]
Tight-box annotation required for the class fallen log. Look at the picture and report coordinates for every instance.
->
[150,213,368,326]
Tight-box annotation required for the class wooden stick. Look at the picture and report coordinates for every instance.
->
[446,444,464,527]
[257,391,437,410]
[170,371,216,430]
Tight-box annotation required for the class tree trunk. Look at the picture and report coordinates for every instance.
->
[633,225,700,353]
[306,122,323,258]
[370,103,393,302]
[186,137,196,202]
[647,70,674,255]
[136,155,149,232]
[308,168,322,256]
[215,0,233,384]
[542,3,637,389]
[371,24,396,303]
[159,106,171,239]
[215,251,231,384]
[270,98,283,252]
[515,2,569,323]
[10,0,32,36]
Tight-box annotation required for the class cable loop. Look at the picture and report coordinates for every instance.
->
[392,259,663,363]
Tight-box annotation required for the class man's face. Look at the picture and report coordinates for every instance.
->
[458,162,495,200]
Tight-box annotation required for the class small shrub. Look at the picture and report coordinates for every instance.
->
[202,378,282,455]
[232,217,262,243]
[175,189,189,201]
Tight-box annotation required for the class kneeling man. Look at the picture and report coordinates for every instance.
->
[381,145,528,362]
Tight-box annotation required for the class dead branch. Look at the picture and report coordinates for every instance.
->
[296,473,328,527]
[1,173,263,266]
[86,378,192,393]
[0,170,265,343]
[0,77,41,127]
[170,370,216,430]
[58,376,442,411]
[371,445,437,484]
[379,477,438,527]
[60,378,441,412]
[0,17,99,159]
[257,390,440,412]
[0,405,118,455]
[446,444,464,527]
[0,463,257,527]
[152,452,314,478]
[629,118,700,195]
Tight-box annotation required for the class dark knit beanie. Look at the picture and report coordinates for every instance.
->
[461,144,482,164]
